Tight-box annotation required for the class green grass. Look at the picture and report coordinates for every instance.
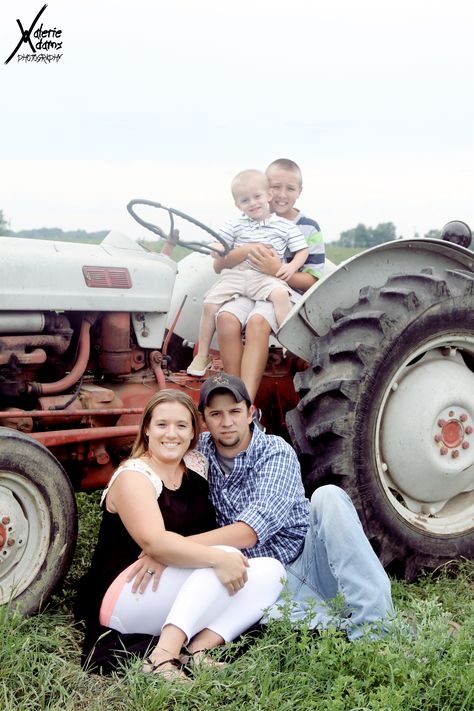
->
[1,494,473,710]
[326,245,365,265]
[140,239,192,262]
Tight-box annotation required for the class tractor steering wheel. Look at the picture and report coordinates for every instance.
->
[126,199,230,256]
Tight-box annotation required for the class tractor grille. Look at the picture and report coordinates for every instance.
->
[82,266,132,289]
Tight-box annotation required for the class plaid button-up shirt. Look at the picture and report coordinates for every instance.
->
[198,427,310,565]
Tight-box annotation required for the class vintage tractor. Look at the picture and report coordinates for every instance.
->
[0,202,473,614]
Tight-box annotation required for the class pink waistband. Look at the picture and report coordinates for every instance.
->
[99,562,136,626]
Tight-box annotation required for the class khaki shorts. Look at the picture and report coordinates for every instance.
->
[204,267,292,305]
[217,292,301,335]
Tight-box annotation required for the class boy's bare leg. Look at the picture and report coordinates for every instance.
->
[187,302,220,375]
[288,271,317,292]
[216,312,244,376]
[241,315,271,402]
[196,302,221,357]
[268,288,292,327]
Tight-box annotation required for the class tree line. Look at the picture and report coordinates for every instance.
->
[0,209,107,244]
[332,221,442,248]
[0,208,467,249]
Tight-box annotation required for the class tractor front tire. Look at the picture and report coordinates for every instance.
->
[0,428,77,614]
[288,268,474,579]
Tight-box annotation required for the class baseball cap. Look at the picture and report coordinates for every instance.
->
[198,373,252,412]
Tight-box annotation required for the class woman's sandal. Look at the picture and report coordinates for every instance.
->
[143,656,190,682]
[180,648,227,673]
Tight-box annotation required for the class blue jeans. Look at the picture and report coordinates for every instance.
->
[266,485,394,640]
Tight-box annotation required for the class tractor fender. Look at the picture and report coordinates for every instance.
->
[278,238,474,361]
[167,251,218,346]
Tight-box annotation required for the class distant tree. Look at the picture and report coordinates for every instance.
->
[424,229,441,240]
[370,222,397,245]
[339,222,397,248]
[339,223,371,247]
[0,209,10,234]
[0,212,109,243]
[9,227,108,244]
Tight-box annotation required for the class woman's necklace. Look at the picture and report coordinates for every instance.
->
[147,454,183,490]
[164,473,182,490]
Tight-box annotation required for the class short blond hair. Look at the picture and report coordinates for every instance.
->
[231,169,269,199]
[266,158,303,186]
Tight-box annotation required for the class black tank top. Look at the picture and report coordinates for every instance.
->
[76,463,216,653]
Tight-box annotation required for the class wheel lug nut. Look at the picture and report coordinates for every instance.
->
[434,434,442,443]
[7,537,15,547]
[462,442,470,450]
[448,410,454,417]
[460,414,468,422]
[465,426,473,435]
[451,450,459,459]
[440,447,448,456]
[438,419,446,427]
[2,516,10,525]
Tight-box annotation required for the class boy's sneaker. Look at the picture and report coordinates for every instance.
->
[187,354,212,377]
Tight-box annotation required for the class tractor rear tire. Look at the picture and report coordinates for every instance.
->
[0,428,77,614]
[287,268,474,579]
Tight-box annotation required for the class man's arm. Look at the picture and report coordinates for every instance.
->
[188,521,258,548]
[128,521,257,592]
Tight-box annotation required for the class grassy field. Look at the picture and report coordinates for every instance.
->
[325,245,364,265]
[1,492,473,710]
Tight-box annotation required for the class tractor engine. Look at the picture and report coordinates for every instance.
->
[0,231,181,489]
[0,311,74,404]
[0,309,172,489]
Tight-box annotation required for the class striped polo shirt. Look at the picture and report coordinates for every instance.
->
[218,213,308,263]
[293,212,325,280]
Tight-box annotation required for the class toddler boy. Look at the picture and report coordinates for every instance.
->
[187,169,308,376]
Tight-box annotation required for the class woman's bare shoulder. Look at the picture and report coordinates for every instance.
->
[101,457,163,507]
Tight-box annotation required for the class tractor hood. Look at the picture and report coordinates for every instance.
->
[0,231,177,313]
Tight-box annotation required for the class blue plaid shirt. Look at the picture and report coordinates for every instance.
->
[198,427,310,565]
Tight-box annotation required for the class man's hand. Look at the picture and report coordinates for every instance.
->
[126,552,166,594]
[213,550,250,595]
[247,244,281,275]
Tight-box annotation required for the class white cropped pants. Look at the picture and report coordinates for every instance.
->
[101,546,285,644]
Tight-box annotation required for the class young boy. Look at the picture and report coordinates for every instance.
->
[213,159,326,402]
[266,158,325,293]
[187,169,309,377]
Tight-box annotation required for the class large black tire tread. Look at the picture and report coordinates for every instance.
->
[0,428,78,614]
[287,267,474,579]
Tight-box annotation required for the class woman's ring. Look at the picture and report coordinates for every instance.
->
[146,569,154,576]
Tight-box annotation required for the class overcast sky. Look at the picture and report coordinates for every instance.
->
[1,0,473,243]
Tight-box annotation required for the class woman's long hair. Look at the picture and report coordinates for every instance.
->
[130,389,200,459]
